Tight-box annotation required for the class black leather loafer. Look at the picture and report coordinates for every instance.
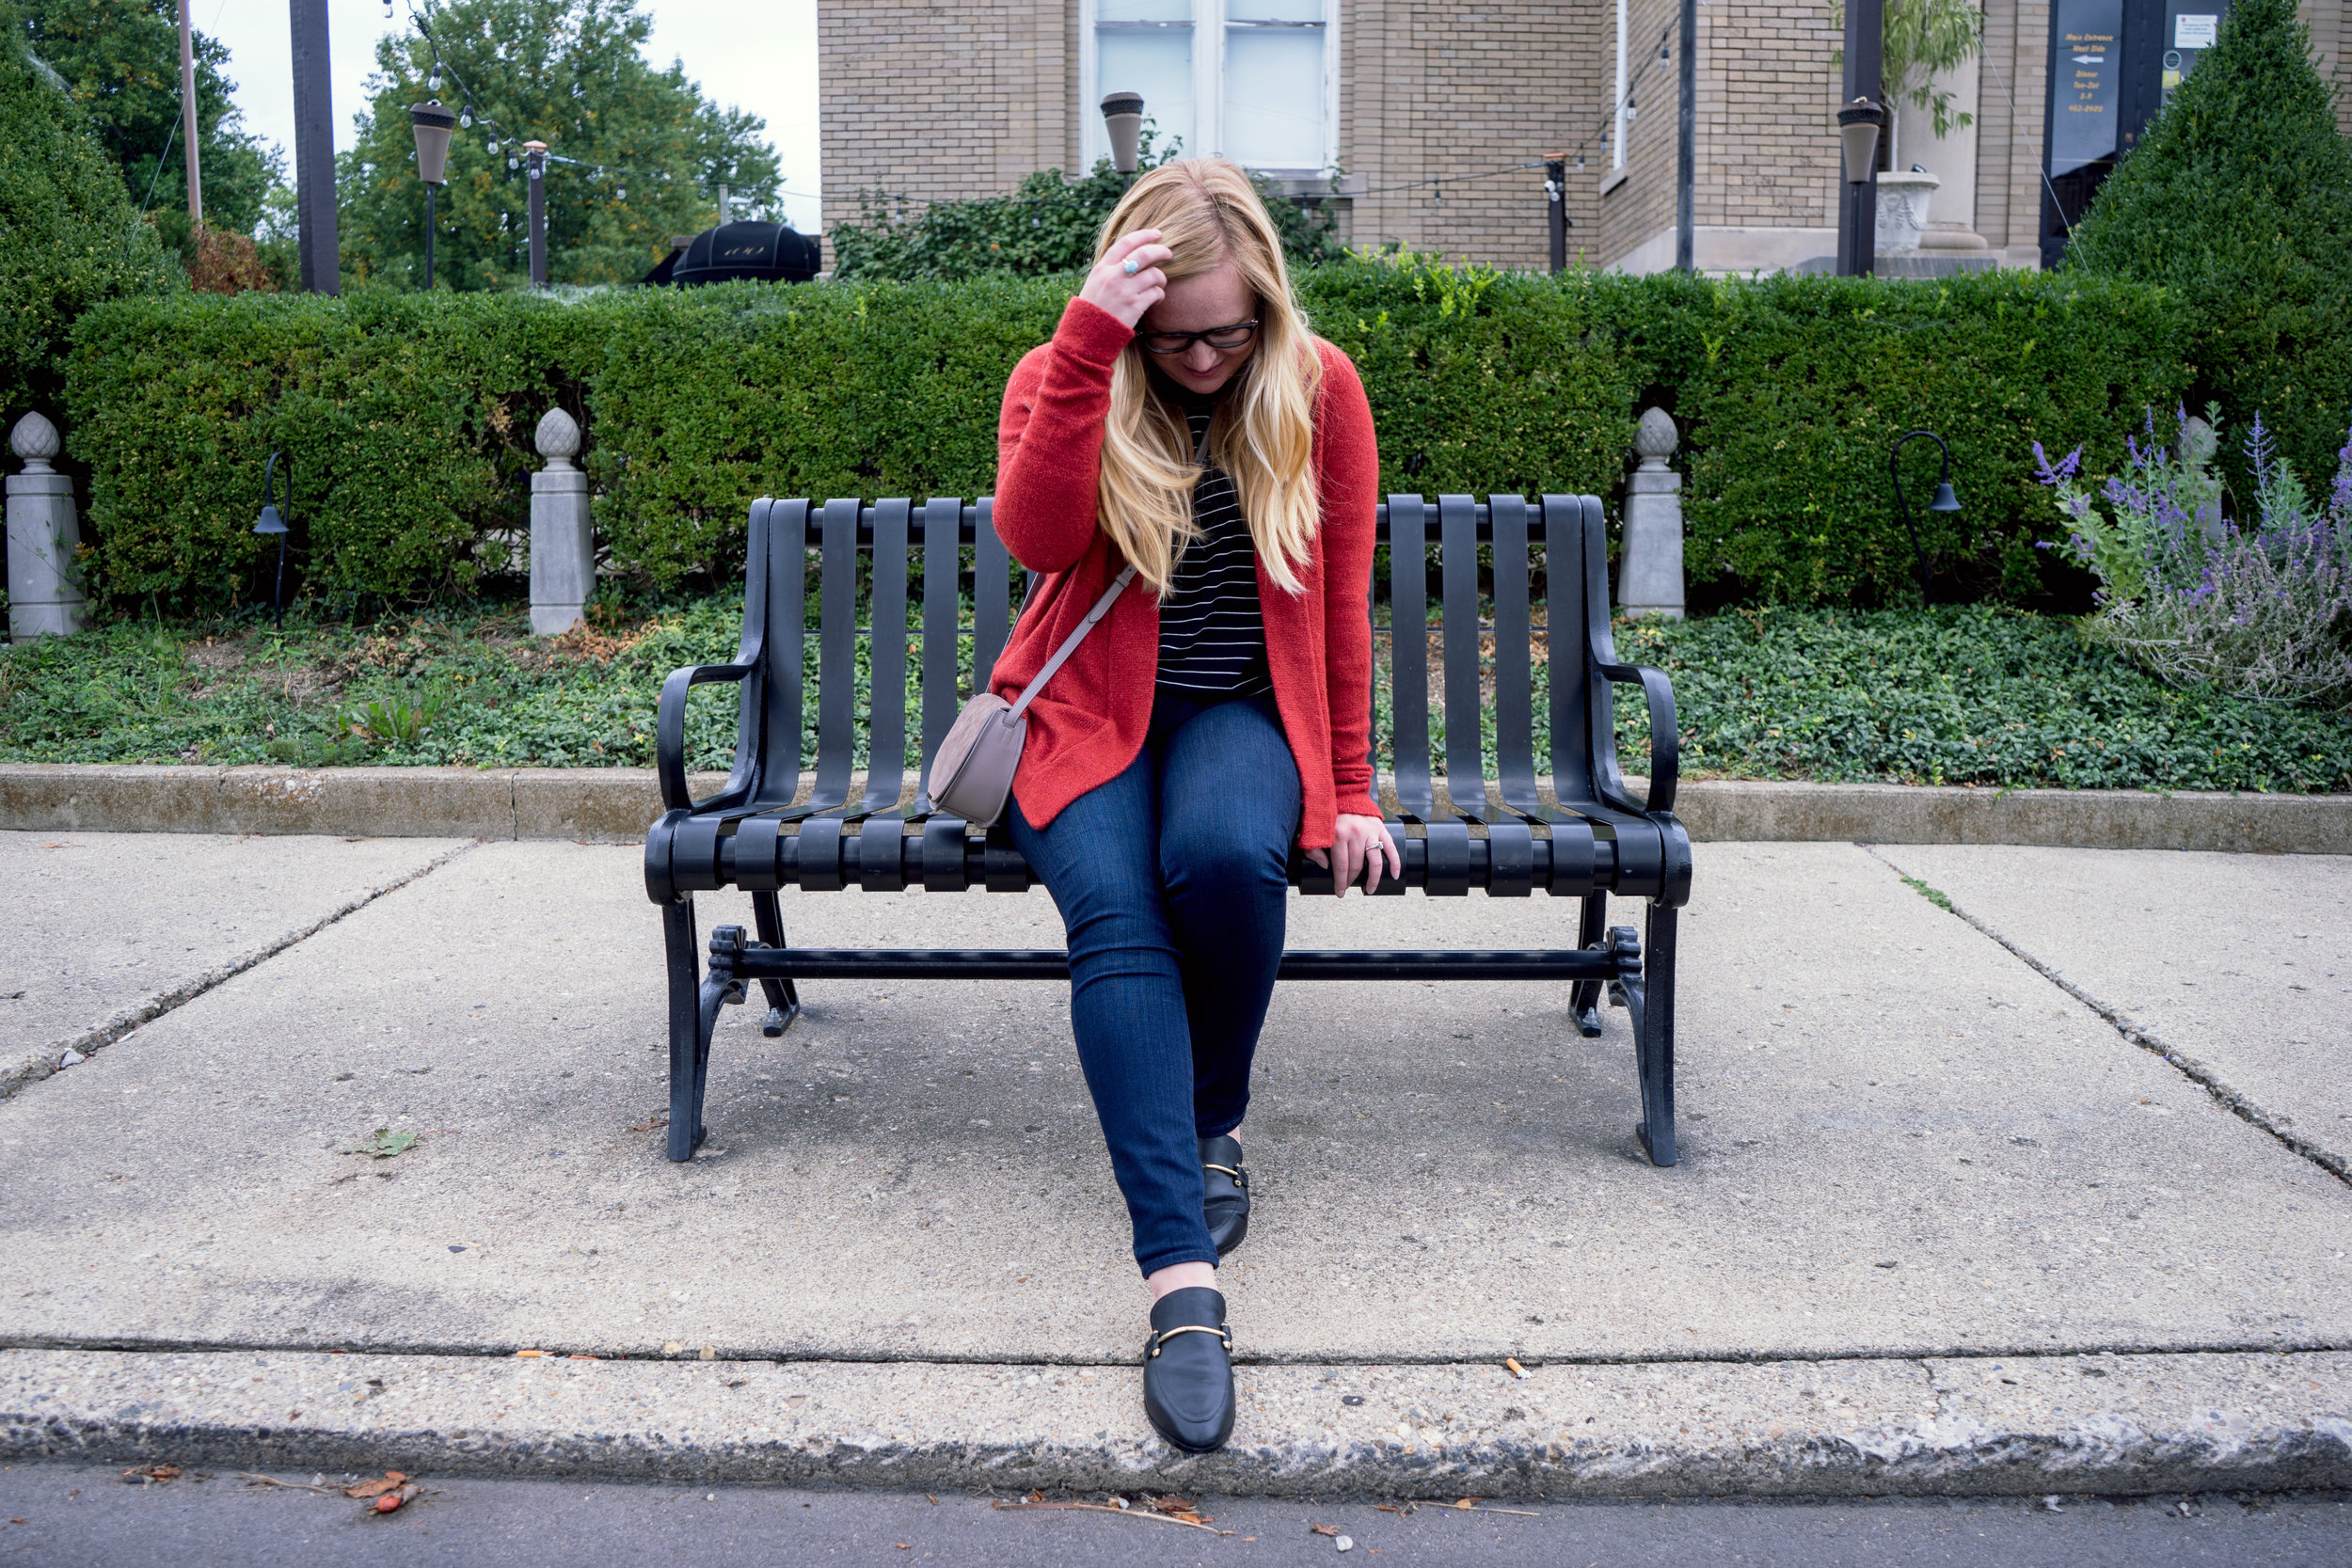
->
[1142,1286,1234,1454]
[1200,1135,1250,1258]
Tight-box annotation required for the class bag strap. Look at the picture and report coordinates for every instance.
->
[1008,563,1136,721]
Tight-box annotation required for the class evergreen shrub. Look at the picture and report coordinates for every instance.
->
[2064,0,2352,495]
[62,261,2185,609]
[0,8,178,422]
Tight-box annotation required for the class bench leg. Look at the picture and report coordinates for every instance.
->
[1570,893,1606,1037]
[661,895,714,1162]
[750,891,802,1037]
[1634,902,1678,1167]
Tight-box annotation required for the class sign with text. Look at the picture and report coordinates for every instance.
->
[2050,0,2122,176]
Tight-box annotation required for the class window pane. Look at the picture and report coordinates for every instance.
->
[1222,26,1323,167]
[1229,0,1323,20]
[1100,0,1190,19]
[1099,28,1195,157]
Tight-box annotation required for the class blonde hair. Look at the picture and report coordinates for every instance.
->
[1093,157,1325,596]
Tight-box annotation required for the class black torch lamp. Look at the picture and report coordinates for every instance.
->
[254,451,294,628]
[409,98,458,289]
[1101,91,1144,179]
[1890,430,1963,607]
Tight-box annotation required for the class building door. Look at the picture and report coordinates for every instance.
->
[2041,0,2231,265]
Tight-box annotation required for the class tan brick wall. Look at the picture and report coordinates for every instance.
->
[1338,3,1607,269]
[1973,0,2051,259]
[1695,0,1840,232]
[817,2,1073,264]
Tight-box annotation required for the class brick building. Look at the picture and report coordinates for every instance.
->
[818,1,2352,274]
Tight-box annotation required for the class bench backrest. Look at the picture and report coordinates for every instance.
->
[701,493,1648,823]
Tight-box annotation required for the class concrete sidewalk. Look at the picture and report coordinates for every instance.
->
[0,831,2345,1497]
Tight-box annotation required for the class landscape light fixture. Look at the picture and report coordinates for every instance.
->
[409,98,457,289]
[1837,97,1884,182]
[1889,429,1963,606]
[1101,91,1144,177]
[254,451,294,628]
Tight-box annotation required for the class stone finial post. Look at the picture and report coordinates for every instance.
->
[7,412,87,641]
[530,406,594,636]
[1617,406,1685,622]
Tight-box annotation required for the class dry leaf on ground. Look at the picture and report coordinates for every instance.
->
[1311,1522,1340,1536]
[344,1472,409,1499]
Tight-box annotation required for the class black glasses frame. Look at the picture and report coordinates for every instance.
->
[1139,320,1260,356]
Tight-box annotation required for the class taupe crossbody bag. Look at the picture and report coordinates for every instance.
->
[923,562,1135,827]
[926,414,1214,826]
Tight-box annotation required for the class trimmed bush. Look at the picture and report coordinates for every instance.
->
[2064,0,2352,496]
[62,261,2185,609]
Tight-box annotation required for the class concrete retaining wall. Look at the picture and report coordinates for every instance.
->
[2,764,2345,853]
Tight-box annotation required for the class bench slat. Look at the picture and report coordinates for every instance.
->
[973,499,1010,696]
[1489,494,1545,822]
[1438,493,1486,821]
[752,499,807,810]
[1385,493,1437,824]
[855,499,912,816]
[914,497,965,813]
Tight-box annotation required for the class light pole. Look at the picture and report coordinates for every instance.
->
[1889,430,1963,606]
[1676,0,1695,273]
[289,0,338,292]
[1545,156,1567,273]
[1101,91,1144,178]
[1835,0,1884,277]
[409,99,457,289]
[254,452,294,629]
[524,140,548,288]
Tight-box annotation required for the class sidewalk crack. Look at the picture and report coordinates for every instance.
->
[2,839,485,1100]
[1858,845,2349,1188]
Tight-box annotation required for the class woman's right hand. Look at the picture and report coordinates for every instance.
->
[1077,230,1172,330]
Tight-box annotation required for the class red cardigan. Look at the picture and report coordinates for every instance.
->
[992,296,1381,849]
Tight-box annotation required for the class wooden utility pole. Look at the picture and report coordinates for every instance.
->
[289,0,340,291]
[176,0,203,228]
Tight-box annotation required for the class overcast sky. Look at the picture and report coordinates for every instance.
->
[205,0,822,232]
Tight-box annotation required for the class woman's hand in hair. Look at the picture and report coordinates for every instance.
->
[1308,814,1402,896]
[1078,230,1173,329]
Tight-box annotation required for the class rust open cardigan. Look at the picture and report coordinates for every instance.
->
[991,296,1381,850]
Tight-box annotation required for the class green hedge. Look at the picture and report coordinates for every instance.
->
[61,261,2187,609]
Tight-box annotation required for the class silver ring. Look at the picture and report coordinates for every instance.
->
[1122,258,1141,276]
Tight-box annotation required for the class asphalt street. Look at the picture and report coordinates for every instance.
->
[3,1465,2347,1567]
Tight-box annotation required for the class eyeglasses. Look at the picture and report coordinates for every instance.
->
[1140,320,1260,356]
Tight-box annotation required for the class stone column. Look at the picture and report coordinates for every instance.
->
[1617,406,1685,621]
[7,412,87,642]
[530,407,594,636]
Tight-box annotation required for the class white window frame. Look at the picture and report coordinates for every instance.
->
[1080,0,1340,178]
[1613,0,1629,169]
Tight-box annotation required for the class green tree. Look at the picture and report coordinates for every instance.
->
[14,0,280,249]
[339,0,780,291]
[1,6,178,421]
[2065,0,2352,495]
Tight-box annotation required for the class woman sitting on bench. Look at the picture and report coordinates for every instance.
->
[993,156,1390,1453]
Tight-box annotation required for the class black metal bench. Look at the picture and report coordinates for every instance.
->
[644,494,1692,1167]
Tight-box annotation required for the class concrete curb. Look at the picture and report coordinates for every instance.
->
[3,764,2348,853]
[5,1347,2347,1498]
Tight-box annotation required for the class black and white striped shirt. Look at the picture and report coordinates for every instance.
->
[1156,398,1274,698]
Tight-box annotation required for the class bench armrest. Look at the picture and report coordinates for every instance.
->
[1593,659,1679,817]
[657,660,755,813]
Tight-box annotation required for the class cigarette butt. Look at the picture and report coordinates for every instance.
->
[1504,1357,1529,1380]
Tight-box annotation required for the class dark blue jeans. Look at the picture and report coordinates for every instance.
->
[1009,689,1300,1276]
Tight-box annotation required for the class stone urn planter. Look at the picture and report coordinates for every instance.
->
[1874,170,1941,256]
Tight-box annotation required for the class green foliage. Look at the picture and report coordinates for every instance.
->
[1833,0,1985,138]
[338,0,779,291]
[830,127,1345,281]
[61,261,2185,608]
[1612,606,2352,793]
[2064,0,2352,497]
[0,6,178,419]
[15,0,281,250]
[7,597,2344,796]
